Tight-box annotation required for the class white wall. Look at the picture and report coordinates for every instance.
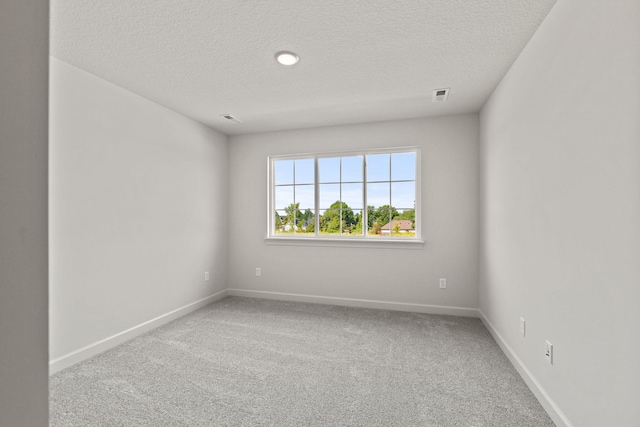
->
[0,1,50,425]
[49,58,229,368]
[479,1,640,426]
[228,115,479,312]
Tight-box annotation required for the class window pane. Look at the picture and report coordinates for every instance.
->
[295,158,314,185]
[295,184,315,210]
[346,210,364,236]
[391,152,416,181]
[367,182,392,237]
[341,156,363,182]
[319,209,340,235]
[372,206,394,238]
[392,209,415,238]
[318,157,340,183]
[319,183,340,209]
[339,204,356,235]
[367,206,389,236]
[367,154,390,182]
[275,186,293,209]
[391,181,415,209]
[274,160,293,185]
[297,209,315,235]
[367,206,379,236]
[341,183,362,209]
[366,182,390,209]
[274,210,290,234]
[340,209,361,236]
[280,204,302,234]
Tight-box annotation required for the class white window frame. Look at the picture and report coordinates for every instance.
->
[266,147,423,249]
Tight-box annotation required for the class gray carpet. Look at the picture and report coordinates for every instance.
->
[50,296,554,426]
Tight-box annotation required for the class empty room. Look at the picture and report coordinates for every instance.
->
[1,0,639,426]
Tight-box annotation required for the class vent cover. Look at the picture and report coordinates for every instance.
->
[432,88,450,102]
[220,114,241,123]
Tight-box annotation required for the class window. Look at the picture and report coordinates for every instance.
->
[269,147,420,242]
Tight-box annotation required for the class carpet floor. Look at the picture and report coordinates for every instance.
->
[50,296,554,426]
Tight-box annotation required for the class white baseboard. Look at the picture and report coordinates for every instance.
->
[49,289,228,375]
[479,310,572,427]
[227,288,479,318]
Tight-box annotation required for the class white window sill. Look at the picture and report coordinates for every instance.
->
[265,236,424,249]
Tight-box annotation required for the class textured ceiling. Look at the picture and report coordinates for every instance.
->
[51,0,556,135]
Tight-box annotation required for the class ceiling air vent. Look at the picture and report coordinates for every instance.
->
[220,114,241,123]
[432,88,450,102]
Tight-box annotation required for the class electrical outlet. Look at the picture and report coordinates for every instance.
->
[256,268,261,277]
[439,278,447,289]
[204,271,209,281]
[545,340,553,364]
[519,317,526,337]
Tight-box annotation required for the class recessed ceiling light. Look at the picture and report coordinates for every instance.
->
[276,51,299,66]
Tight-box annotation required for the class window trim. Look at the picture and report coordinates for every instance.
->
[267,146,422,247]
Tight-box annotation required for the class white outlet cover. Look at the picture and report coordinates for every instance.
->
[256,268,261,277]
[439,278,447,289]
[519,317,525,336]
[204,271,209,281]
